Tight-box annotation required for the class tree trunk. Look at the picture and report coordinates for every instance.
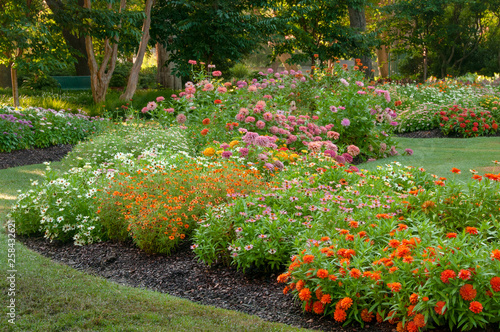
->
[423,46,428,81]
[84,0,126,104]
[120,0,154,101]
[11,65,19,108]
[348,5,373,79]
[156,42,182,90]
[46,0,90,76]
[376,45,389,78]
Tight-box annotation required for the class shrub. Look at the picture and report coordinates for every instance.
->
[436,105,498,137]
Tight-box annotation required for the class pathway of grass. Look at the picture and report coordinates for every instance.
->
[0,163,308,332]
[361,137,500,183]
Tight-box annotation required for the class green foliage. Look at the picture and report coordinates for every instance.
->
[229,63,250,80]
[269,0,377,67]
[0,1,73,76]
[151,0,274,78]
[0,106,107,152]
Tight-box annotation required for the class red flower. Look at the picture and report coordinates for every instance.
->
[447,232,457,238]
[388,282,402,293]
[339,297,353,310]
[202,118,210,125]
[491,276,500,292]
[316,269,329,279]
[458,269,472,280]
[334,309,347,322]
[460,284,477,301]
[469,301,483,314]
[361,308,374,322]
[465,227,478,235]
[435,301,447,315]
[434,180,445,186]
[492,123,498,130]
[200,128,209,136]
[299,288,311,301]
[312,301,325,314]
[350,268,361,279]
[491,249,500,261]
[321,294,332,304]
[440,269,456,283]
[413,313,426,328]
[451,167,461,174]
[303,254,315,263]
[214,99,222,104]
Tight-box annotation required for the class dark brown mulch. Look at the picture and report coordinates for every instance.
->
[18,236,392,332]
[0,144,74,170]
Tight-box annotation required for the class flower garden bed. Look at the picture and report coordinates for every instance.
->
[5,64,500,331]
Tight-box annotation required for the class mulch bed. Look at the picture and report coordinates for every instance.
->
[6,133,499,331]
[0,144,74,170]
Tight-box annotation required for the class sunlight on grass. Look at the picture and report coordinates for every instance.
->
[360,137,500,183]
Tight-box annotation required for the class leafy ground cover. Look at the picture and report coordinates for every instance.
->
[4,64,500,331]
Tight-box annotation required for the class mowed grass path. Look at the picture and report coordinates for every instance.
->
[0,163,308,332]
[361,137,500,182]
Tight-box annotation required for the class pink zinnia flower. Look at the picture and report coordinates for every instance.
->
[347,145,360,157]
[176,114,187,124]
[212,71,222,77]
[245,116,256,123]
[164,108,174,113]
[156,96,165,102]
[217,86,227,94]
[147,101,157,111]
[188,60,197,65]
[248,85,257,92]
[221,151,233,159]
[256,120,266,129]
[341,118,350,127]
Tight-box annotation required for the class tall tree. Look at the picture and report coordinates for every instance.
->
[46,0,90,76]
[269,0,377,71]
[151,0,274,79]
[120,0,154,100]
[0,0,69,106]
[82,0,143,103]
[348,0,373,78]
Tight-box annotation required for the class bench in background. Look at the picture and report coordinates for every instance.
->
[52,76,91,90]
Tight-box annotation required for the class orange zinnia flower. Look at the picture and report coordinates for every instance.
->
[490,276,500,292]
[451,167,461,174]
[313,301,324,314]
[316,269,329,279]
[303,254,315,263]
[334,309,347,322]
[361,308,374,322]
[413,313,426,328]
[469,301,483,313]
[440,269,456,283]
[434,301,446,315]
[491,249,500,261]
[460,284,477,301]
[387,282,402,293]
[339,297,353,310]
[350,268,361,279]
[202,118,210,125]
[465,227,478,235]
[321,294,332,304]
[299,288,312,301]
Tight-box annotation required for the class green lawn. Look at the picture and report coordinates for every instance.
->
[0,163,309,332]
[360,137,500,183]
